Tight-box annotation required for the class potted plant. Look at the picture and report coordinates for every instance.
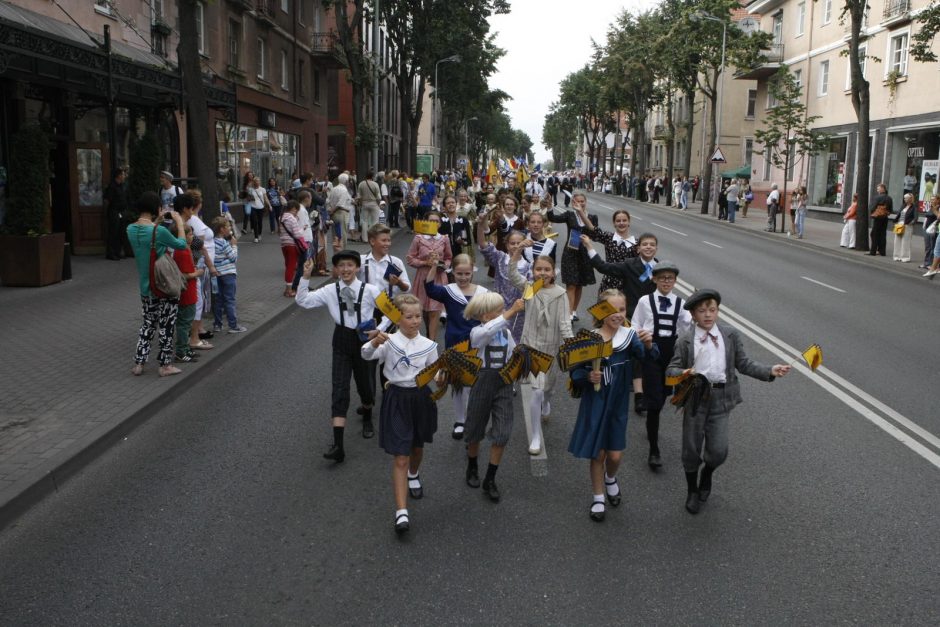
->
[0,124,65,287]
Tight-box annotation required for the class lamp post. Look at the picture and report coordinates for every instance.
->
[464,116,478,165]
[692,10,726,216]
[433,54,461,170]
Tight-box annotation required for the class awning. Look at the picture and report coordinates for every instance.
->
[722,165,752,179]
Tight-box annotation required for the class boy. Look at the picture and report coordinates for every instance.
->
[631,261,691,470]
[173,225,204,362]
[582,232,658,414]
[296,250,390,461]
[211,217,247,334]
[666,289,790,515]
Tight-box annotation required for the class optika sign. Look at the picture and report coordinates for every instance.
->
[909,146,925,158]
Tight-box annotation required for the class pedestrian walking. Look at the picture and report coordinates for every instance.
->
[104,168,128,260]
[840,193,858,248]
[793,186,807,238]
[361,294,439,536]
[266,177,284,235]
[869,183,893,256]
[568,289,656,522]
[725,179,740,223]
[357,170,383,238]
[921,195,939,268]
[666,289,790,515]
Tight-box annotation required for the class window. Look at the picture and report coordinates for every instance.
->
[281,51,289,90]
[315,132,320,164]
[772,12,784,44]
[195,2,206,55]
[229,20,241,68]
[257,38,266,79]
[887,32,909,76]
[744,138,754,167]
[846,43,868,89]
[299,0,305,23]
[823,0,833,24]
[796,2,806,35]
[313,69,321,103]
[818,60,829,96]
[763,146,774,181]
[281,0,289,12]
[94,0,112,15]
[153,0,164,19]
[793,68,802,91]
[767,88,778,109]
[746,89,757,118]
[298,59,305,96]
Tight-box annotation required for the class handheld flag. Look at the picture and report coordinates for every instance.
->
[413,219,439,236]
[466,160,474,182]
[522,279,544,301]
[486,160,497,184]
[545,231,559,240]
[801,343,823,371]
[499,344,555,384]
[588,300,617,322]
[375,291,402,325]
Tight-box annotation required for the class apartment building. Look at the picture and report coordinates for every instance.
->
[739,0,940,214]
[0,0,334,254]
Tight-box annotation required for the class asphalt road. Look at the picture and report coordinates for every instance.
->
[1,207,938,625]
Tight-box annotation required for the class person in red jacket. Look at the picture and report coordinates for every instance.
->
[173,225,204,363]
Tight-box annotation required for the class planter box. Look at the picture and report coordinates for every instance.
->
[0,233,66,287]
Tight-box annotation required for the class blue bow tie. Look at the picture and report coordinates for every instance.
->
[658,295,670,312]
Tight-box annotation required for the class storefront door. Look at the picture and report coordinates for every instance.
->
[68,142,109,254]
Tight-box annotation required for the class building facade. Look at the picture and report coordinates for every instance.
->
[740,0,940,214]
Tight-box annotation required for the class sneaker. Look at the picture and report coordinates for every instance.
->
[571,312,579,322]
[228,325,248,334]
[923,269,938,277]
[254,238,259,243]
[211,325,223,333]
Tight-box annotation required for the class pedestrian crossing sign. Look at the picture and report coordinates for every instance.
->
[710,147,727,163]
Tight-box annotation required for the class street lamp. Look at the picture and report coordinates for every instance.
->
[464,116,478,164]
[691,10,726,216]
[433,54,461,169]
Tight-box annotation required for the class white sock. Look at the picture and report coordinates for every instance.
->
[407,472,420,489]
[541,390,552,417]
[395,508,408,519]
[529,390,543,442]
[453,388,466,425]
[591,494,605,513]
[605,474,620,496]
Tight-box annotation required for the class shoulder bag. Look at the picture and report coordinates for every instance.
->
[149,226,185,299]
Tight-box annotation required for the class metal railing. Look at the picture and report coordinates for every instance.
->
[311,31,339,53]
[883,0,911,19]
[765,43,785,63]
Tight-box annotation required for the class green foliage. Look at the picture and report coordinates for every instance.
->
[559,64,617,167]
[753,67,831,173]
[910,0,939,62]
[542,102,578,168]
[3,125,51,236]
[127,131,161,215]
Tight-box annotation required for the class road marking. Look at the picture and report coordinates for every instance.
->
[801,276,847,293]
[650,222,688,237]
[702,240,723,249]
[674,277,940,470]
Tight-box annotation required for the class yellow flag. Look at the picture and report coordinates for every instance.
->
[413,220,439,236]
[588,300,617,321]
[522,279,544,301]
[517,165,529,188]
[486,160,498,184]
[467,160,474,182]
[802,344,823,371]
[375,291,402,325]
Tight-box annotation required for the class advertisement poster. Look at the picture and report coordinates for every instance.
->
[920,160,938,212]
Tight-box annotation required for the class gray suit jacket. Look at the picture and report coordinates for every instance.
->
[666,322,775,413]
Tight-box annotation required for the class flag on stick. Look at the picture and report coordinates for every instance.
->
[801,343,823,371]
[486,160,497,184]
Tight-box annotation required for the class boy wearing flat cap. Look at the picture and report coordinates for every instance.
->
[666,289,790,515]
[296,250,390,463]
[631,261,691,470]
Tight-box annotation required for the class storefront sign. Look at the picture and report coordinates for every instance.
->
[919,160,938,211]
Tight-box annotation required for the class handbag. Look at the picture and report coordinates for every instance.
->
[872,204,889,218]
[280,215,308,254]
[893,223,906,236]
[926,221,938,235]
[149,226,185,299]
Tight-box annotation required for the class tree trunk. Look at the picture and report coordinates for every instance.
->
[848,1,871,250]
[683,87,695,176]
[665,83,675,206]
[634,119,647,199]
[700,90,717,214]
[177,0,218,220]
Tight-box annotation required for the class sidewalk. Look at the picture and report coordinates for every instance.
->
[0,233,373,528]
[587,191,934,277]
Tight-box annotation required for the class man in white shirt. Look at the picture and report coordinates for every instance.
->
[765,184,781,232]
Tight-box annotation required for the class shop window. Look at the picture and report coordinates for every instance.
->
[887,32,909,77]
[257,38,267,80]
[746,89,757,119]
[810,136,847,206]
[216,122,299,192]
[888,130,940,209]
[818,60,829,96]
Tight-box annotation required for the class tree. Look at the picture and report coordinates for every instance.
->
[542,102,578,168]
[753,67,831,232]
[910,1,940,62]
[842,0,872,249]
[559,65,616,174]
[177,0,218,219]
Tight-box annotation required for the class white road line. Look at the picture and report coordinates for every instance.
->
[674,277,940,470]
[801,276,847,293]
[702,240,723,249]
[650,222,688,237]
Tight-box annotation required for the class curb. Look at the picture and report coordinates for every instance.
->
[0,231,402,531]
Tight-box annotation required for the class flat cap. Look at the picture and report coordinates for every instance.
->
[683,288,721,311]
[332,249,362,267]
[652,261,679,276]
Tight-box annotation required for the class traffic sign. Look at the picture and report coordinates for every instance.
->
[710,147,727,163]
[457,158,468,167]
[574,160,582,167]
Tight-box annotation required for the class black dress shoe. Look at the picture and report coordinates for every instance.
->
[466,466,480,488]
[648,453,663,469]
[482,480,500,502]
[452,422,465,440]
[323,445,345,463]
[604,478,622,507]
[198,331,214,340]
[395,513,410,535]
[362,419,374,439]
[355,406,367,416]
[408,475,423,499]
[685,491,701,515]
[634,395,646,416]
[590,504,605,522]
[697,489,711,503]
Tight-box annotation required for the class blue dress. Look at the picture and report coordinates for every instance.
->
[568,327,658,459]
[424,282,488,348]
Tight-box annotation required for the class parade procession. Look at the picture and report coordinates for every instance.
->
[0,0,939,624]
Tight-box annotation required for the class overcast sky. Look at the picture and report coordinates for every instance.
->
[489,0,661,165]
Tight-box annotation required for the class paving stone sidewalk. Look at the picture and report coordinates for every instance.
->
[0,235,368,526]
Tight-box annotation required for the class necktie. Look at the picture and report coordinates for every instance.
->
[341,286,356,314]
[640,262,652,282]
[658,295,670,312]
[494,330,507,346]
[700,332,719,348]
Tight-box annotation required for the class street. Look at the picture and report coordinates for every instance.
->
[1,198,939,625]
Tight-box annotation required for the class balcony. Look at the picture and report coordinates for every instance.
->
[735,43,784,80]
[256,0,277,27]
[311,31,345,69]
[882,0,911,24]
[653,125,668,139]
[225,0,254,11]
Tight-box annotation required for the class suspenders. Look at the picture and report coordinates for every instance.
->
[649,293,682,338]
[335,282,366,327]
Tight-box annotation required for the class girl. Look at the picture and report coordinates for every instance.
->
[477,217,529,343]
[362,294,439,535]
[439,195,471,259]
[247,177,271,243]
[463,293,527,502]
[240,170,254,234]
[580,209,637,292]
[507,251,573,455]
[548,192,599,322]
[266,176,284,234]
[793,186,807,239]
[425,254,489,439]
[407,210,453,341]
[520,211,557,267]
[278,200,306,297]
[568,290,655,522]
